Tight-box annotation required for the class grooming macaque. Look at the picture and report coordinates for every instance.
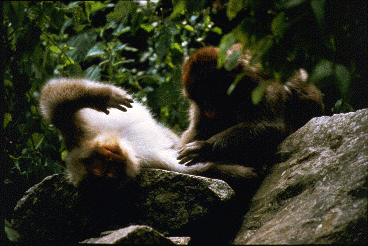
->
[177,46,324,175]
[40,78,221,186]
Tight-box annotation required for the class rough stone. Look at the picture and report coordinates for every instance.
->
[81,225,177,244]
[10,169,235,243]
[234,109,368,244]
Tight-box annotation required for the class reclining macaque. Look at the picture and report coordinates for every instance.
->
[40,78,255,188]
[39,78,222,186]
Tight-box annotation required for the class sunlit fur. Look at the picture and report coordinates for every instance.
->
[40,78,210,186]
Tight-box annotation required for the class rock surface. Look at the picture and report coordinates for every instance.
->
[81,225,177,244]
[234,109,368,244]
[82,225,191,244]
[10,169,235,243]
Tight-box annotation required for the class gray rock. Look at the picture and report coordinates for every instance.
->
[167,236,191,245]
[234,109,368,244]
[81,225,177,244]
[135,169,235,234]
[10,168,235,243]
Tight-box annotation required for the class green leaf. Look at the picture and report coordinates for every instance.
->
[252,81,269,104]
[332,99,354,114]
[156,81,179,107]
[5,220,21,242]
[165,20,179,35]
[88,1,106,13]
[31,133,43,150]
[140,24,155,32]
[63,63,83,76]
[66,31,97,63]
[171,42,183,53]
[170,0,185,19]
[4,113,12,128]
[49,45,62,54]
[61,150,68,161]
[309,59,333,84]
[61,18,73,35]
[256,36,274,54]
[85,43,107,59]
[107,1,134,22]
[113,23,131,36]
[228,72,247,95]
[278,0,308,9]
[227,0,244,20]
[183,25,195,32]
[225,50,241,71]
[74,24,87,32]
[335,64,350,96]
[271,12,287,37]
[72,5,85,24]
[211,27,222,35]
[156,26,172,61]
[83,65,102,81]
[310,0,325,26]
[218,33,237,68]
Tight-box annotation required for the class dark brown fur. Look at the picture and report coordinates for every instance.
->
[178,46,324,174]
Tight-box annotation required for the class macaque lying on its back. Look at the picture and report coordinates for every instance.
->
[39,78,255,187]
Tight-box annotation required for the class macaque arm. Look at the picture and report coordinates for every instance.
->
[40,78,133,126]
[178,121,287,166]
[39,79,133,148]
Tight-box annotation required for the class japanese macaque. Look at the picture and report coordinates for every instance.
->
[177,45,324,176]
[39,78,221,187]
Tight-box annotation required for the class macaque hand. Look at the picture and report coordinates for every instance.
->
[97,88,134,115]
[178,140,213,166]
[108,89,134,112]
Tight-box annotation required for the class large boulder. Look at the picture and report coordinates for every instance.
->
[10,169,236,244]
[234,109,368,244]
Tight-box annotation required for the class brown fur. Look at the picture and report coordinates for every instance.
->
[178,46,324,174]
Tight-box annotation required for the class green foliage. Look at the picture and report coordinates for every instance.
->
[215,0,366,111]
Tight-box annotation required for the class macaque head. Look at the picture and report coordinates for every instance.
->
[181,45,262,118]
[65,134,140,186]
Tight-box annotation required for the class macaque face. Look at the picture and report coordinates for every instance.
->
[84,144,129,179]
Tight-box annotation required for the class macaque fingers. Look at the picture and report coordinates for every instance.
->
[178,141,212,165]
[115,97,134,108]
[108,96,134,112]
[178,154,199,165]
